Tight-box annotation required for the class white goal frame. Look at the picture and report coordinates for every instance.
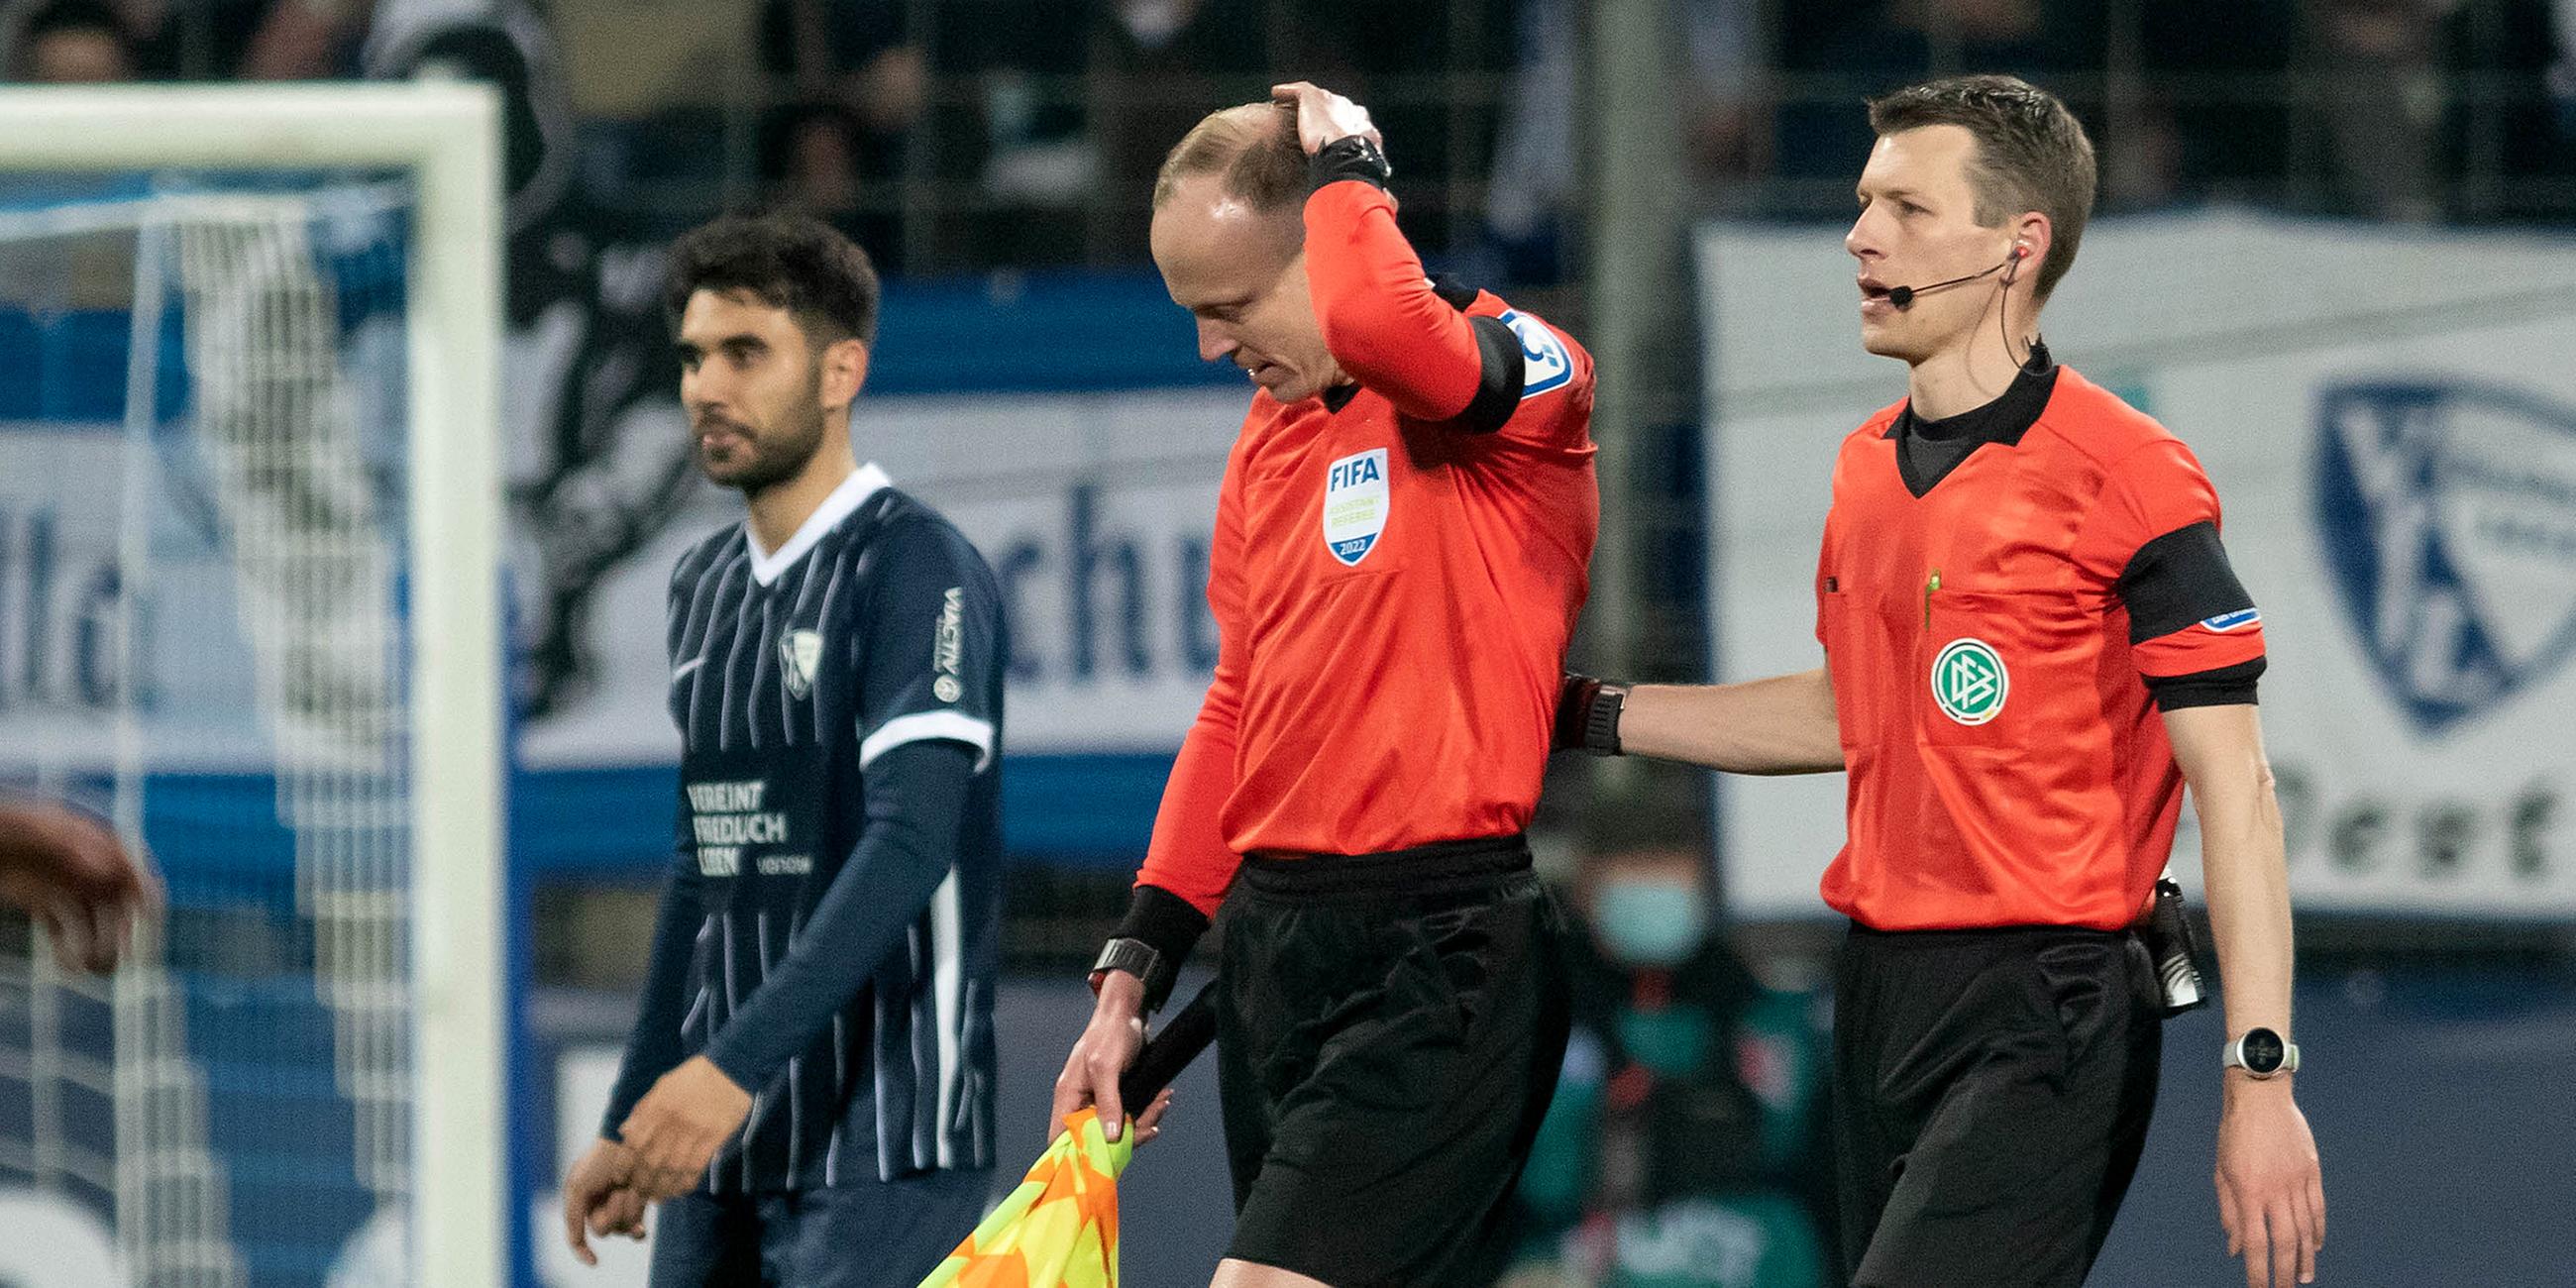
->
[0,83,506,1288]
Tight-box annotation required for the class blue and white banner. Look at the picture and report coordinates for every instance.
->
[1698,211,2576,918]
[521,386,1240,767]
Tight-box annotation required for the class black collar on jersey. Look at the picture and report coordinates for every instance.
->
[1885,339,2059,497]
[1323,380,1362,412]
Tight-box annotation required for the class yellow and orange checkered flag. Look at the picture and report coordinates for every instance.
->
[920,983,1216,1288]
[920,1107,1133,1288]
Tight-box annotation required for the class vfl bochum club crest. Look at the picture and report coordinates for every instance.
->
[780,629,823,700]
[1930,638,2008,725]
[1324,448,1390,567]
[2314,379,2576,733]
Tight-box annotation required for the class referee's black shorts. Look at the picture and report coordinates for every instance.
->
[1217,834,1570,1287]
[1833,921,2164,1288]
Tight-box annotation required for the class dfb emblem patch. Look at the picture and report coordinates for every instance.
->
[1930,638,2008,725]
[780,629,823,700]
[1323,448,1390,567]
[2315,379,2576,733]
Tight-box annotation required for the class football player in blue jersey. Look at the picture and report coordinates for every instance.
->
[563,213,1010,1287]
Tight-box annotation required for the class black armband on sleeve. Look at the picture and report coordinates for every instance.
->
[1449,314,1529,435]
[2145,656,2266,710]
[1109,883,1212,1011]
[1309,135,1391,191]
[2117,521,2253,644]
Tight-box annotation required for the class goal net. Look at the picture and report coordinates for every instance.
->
[0,86,504,1288]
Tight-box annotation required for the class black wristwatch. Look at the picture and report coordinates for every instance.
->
[1555,674,1629,756]
[1089,937,1168,1006]
[1310,134,1392,190]
[2222,1026,2300,1080]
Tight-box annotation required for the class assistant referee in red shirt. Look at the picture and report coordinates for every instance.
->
[1050,82,1598,1287]
[1560,77,2325,1288]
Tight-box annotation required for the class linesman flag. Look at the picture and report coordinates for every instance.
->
[920,983,1218,1288]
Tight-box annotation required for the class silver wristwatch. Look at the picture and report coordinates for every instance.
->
[2221,1026,2300,1079]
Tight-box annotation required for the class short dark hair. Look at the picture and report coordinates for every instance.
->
[22,0,128,43]
[663,213,881,347]
[1151,102,1307,214]
[1868,75,2096,302]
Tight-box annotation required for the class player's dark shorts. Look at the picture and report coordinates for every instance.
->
[1218,834,1571,1287]
[646,1168,990,1287]
[1833,921,2163,1288]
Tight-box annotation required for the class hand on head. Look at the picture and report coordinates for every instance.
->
[1271,81,1381,157]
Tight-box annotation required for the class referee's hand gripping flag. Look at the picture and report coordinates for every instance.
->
[920,982,1216,1287]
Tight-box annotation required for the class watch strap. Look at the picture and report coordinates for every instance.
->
[1581,682,1628,756]
[2222,1031,2301,1078]
[1090,937,1170,1012]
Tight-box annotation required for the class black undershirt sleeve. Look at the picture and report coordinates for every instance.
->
[2115,520,2265,709]
[2145,656,2267,710]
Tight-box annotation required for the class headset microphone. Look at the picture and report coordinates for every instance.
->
[1885,246,2026,309]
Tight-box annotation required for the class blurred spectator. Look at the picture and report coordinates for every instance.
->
[2556,0,2576,135]
[757,0,923,256]
[2436,0,2576,220]
[1489,0,1761,284]
[2290,0,2453,222]
[909,0,1337,266]
[2139,0,2300,207]
[2279,0,2575,221]
[1770,0,2104,209]
[233,0,368,80]
[3,0,367,80]
[1083,0,1287,217]
[1504,844,1834,1288]
[5,0,140,81]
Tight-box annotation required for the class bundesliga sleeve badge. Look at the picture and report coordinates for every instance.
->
[1497,309,1572,398]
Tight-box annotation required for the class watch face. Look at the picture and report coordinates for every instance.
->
[2240,1027,2286,1074]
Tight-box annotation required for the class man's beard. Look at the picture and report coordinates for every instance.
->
[698,388,827,494]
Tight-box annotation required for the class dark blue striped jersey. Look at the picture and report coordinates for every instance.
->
[626,464,1004,1191]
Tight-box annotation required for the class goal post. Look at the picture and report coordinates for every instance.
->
[0,82,506,1287]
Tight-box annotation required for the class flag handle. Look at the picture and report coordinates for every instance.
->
[1118,979,1217,1108]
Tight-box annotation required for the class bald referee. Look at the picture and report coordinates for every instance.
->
[1051,83,1598,1287]
[1559,76,2324,1288]
[560,213,1005,1286]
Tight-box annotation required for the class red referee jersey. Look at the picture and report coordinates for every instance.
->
[1816,368,2266,931]
[1136,179,1599,917]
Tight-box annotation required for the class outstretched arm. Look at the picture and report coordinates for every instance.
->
[1559,670,1844,775]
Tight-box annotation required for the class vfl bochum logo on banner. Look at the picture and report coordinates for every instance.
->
[2314,379,2576,733]
[1323,448,1390,567]
[1930,638,2008,725]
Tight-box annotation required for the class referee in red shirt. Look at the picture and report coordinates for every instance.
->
[1051,83,1598,1286]
[1560,77,2325,1288]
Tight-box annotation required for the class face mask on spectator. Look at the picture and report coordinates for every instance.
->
[1594,877,1708,966]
